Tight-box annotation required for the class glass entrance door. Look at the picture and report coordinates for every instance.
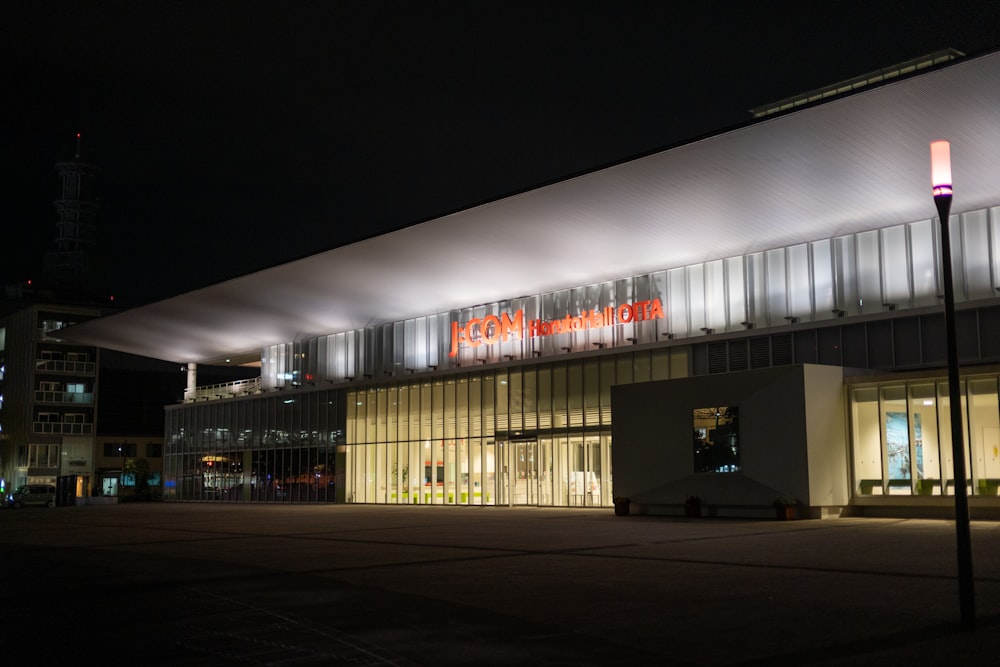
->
[497,439,541,505]
[512,440,538,505]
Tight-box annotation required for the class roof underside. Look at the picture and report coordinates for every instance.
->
[62,52,1000,364]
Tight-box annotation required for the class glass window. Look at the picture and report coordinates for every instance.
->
[522,368,537,430]
[387,385,399,442]
[395,387,411,442]
[507,371,522,431]
[568,363,583,428]
[495,373,508,433]
[600,357,615,424]
[651,348,671,380]
[420,382,432,440]
[908,383,941,495]
[692,406,739,473]
[406,384,419,441]
[852,386,882,494]
[376,387,388,443]
[583,359,600,426]
[968,378,1000,495]
[551,365,566,429]
[444,379,457,438]
[469,375,482,437]
[938,380,971,495]
[880,385,910,494]
[537,366,551,429]
[457,377,470,437]
[669,348,688,379]
[366,389,377,444]
[103,442,137,457]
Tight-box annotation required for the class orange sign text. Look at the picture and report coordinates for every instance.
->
[448,298,664,358]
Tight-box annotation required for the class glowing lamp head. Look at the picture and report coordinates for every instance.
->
[930,140,952,198]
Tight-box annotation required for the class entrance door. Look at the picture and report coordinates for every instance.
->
[512,440,538,505]
[497,439,540,505]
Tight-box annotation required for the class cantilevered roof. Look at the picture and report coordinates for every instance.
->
[62,51,1000,364]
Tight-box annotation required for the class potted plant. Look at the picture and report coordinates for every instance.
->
[773,496,798,520]
[613,496,630,516]
[684,495,702,518]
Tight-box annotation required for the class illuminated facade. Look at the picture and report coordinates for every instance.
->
[158,199,1000,515]
[62,50,1000,516]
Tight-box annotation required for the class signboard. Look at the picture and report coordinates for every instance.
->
[448,298,664,357]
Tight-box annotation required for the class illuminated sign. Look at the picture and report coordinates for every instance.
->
[448,298,664,357]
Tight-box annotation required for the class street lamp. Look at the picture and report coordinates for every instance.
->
[118,443,125,496]
[931,139,975,629]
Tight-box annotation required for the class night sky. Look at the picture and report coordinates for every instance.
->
[4,1,999,305]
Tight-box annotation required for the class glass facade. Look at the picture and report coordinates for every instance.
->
[165,348,688,505]
[164,391,344,502]
[850,371,1000,497]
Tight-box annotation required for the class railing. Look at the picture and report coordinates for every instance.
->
[34,390,94,404]
[185,377,262,402]
[33,422,94,435]
[35,359,96,374]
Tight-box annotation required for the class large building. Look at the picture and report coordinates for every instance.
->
[61,49,1000,517]
[1,141,106,501]
[0,303,102,501]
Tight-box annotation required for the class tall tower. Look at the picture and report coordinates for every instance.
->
[42,133,101,297]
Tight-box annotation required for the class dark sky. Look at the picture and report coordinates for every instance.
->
[4,1,1000,305]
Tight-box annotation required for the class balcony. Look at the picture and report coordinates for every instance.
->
[35,359,96,375]
[33,421,94,435]
[185,377,262,402]
[34,390,94,404]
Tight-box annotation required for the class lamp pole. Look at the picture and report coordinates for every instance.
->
[930,140,975,629]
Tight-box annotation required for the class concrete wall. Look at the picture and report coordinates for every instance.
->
[611,364,849,516]
[803,364,850,511]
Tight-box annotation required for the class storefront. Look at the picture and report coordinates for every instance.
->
[850,369,1000,502]
[165,347,688,507]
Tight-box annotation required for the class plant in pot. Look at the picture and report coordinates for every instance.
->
[613,496,630,516]
[773,496,798,520]
[684,495,702,517]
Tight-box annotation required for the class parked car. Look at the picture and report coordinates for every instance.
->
[7,484,56,509]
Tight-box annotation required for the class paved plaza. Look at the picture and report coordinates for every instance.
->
[2,503,999,665]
